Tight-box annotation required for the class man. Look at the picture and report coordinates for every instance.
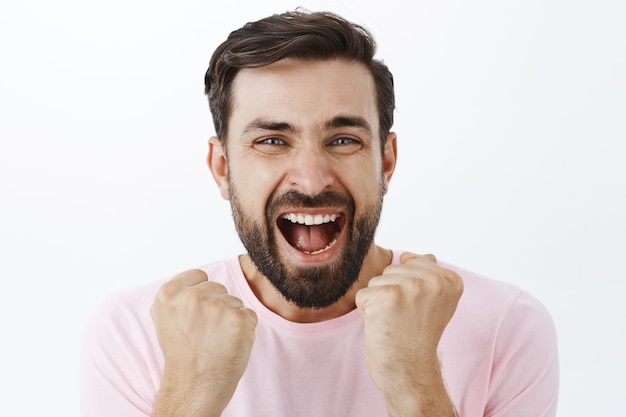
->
[81,10,559,417]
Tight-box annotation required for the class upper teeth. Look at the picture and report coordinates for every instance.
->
[282,213,341,225]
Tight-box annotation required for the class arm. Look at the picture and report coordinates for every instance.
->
[150,269,258,417]
[355,253,462,417]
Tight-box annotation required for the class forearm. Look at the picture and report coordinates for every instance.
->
[381,356,457,417]
[152,370,228,417]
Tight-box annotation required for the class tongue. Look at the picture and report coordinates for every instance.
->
[287,223,334,252]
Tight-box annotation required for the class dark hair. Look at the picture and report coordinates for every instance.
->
[204,9,395,149]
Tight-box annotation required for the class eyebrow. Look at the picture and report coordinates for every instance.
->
[326,115,372,135]
[242,120,299,135]
[242,115,373,136]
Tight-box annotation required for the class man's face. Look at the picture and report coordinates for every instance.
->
[213,58,395,309]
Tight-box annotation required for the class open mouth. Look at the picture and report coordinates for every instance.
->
[277,212,345,255]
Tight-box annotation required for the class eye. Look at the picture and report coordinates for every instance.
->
[332,137,358,146]
[253,136,289,155]
[257,137,285,146]
[328,136,363,154]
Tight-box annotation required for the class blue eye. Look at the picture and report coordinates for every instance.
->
[332,137,357,145]
[253,136,289,155]
[327,136,363,155]
[259,137,285,145]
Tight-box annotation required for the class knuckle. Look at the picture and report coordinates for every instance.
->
[445,270,464,293]
[238,308,258,326]
[222,294,244,309]
[206,282,228,294]
[175,268,207,281]
[431,274,447,293]
[203,294,226,310]
[376,284,404,305]
[424,253,437,263]
[405,276,426,295]
[454,276,464,295]
[222,306,255,329]
[157,280,180,301]
[247,309,259,326]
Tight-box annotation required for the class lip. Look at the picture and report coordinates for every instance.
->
[274,208,347,264]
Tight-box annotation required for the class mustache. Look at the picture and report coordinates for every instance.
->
[266,191,355,217]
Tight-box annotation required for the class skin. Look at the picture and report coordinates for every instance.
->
[150,58,463,417]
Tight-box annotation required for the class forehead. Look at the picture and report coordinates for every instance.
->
[228,59,379,137]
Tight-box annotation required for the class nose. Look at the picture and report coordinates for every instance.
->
[284,146,335,196]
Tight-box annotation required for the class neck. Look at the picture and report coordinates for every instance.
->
[239,245,392,323]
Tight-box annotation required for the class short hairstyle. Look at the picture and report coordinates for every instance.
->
[204,9,395,150]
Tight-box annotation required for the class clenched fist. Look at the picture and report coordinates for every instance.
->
[355,252,463,417]
[150,269,258,417]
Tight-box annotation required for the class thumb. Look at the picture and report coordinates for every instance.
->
[399,251,437,264]
[172,268,210,286]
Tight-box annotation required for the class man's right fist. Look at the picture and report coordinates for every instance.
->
[150,269,258,415]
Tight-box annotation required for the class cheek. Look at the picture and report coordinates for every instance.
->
[229,167,276,210]
[349,165,384,202]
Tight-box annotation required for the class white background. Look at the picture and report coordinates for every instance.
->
[1,0,624,416]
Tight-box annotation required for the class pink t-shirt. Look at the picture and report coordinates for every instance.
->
[81,252,559,416]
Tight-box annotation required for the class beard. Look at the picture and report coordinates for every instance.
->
[228,180,384,310]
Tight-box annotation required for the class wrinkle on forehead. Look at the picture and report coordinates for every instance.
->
[241,115,373,137]
[228,58,380,141]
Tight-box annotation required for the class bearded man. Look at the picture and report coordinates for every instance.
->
[81,10,559,417]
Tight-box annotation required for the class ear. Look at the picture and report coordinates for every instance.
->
[382,132,398,194]
[207,136,230,200]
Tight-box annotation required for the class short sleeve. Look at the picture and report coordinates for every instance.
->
[485,291,559,417]
[80,293,162,417]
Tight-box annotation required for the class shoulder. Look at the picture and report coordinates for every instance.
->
[84,257,240,337]
[440,260,558,382]
[437,261,559,415]
[440,261,552,323]
[80,256,242,406]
